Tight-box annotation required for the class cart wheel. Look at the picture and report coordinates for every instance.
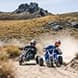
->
[56,61,61,67]
[19,60,23,65]
[58,56,63,65]
[46,58,54,67]
[39,57,44,66]
[35,56,40,64]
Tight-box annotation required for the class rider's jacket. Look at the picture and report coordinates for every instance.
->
[24,45,37,58]
[44,45,62,61]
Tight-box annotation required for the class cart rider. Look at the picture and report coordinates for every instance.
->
[44,40,62,62]
[24,40,37,60]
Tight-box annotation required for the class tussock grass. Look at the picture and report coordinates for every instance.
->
[0,52,8,61]
[0,45,20,60]
[0,15,78,40]
[5,45,20,58]
[0,45,18,78]
[0,61,14,78]
[0,15,58,39]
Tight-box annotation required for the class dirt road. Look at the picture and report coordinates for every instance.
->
[14,61,78,78]
[12,32,78,78]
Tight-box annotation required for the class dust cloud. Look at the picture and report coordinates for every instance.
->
[0,33,78,63]
[38,33,78,63]
[61,36,78,62]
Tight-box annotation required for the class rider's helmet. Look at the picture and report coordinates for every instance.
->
[55,40,61,47]
[30,39,36,46]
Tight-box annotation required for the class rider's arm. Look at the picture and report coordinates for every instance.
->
[19,47,24,50]
[24,46,29,50]
[56,48,62,54]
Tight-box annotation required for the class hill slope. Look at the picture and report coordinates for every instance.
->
[0,15,58,40]
[0,14,78,41]
[0,2,51,20]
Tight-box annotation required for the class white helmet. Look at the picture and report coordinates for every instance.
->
[55,40,61,44]
[30,39,36,45]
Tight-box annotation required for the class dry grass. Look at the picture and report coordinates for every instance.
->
[0,48,15,78]
[0,15,58,40]
[4,45,20,58]
[70,29,78,38]
[0,15,78,40]
[0,45,18,78]
[0,45,20,60]
[0,52,8,61]
[0,14,78,40]
[0,61,14,78]
[0,14,78,48]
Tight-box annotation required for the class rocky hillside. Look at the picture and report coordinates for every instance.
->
[0,2,51,20]
[0,14,78,41]
[14,2,49,15]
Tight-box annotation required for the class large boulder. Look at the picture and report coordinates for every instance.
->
[15,3,29,13]
[45,22,63,31]
[29,2,39,13]
[52,25,63,31]
[39,8,48,16]
[71,22,78,28]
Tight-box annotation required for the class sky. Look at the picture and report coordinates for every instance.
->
[0,0,78,14]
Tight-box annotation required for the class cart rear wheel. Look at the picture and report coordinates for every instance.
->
[39,57,44,66]
[35,56,40,64]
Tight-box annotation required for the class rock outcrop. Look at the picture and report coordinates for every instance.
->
[44,22,63,31]
[0,2,51,20]
[70,22,78,28]
[14,2,49,16]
